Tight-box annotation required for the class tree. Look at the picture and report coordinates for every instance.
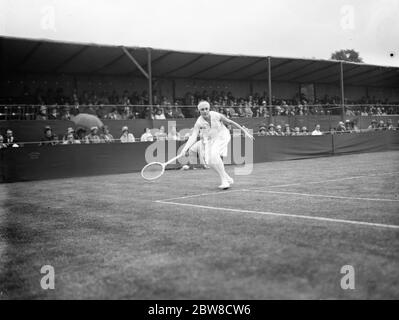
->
[331,49,363,63]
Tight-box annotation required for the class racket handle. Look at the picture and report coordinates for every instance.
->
[164,153,185,166]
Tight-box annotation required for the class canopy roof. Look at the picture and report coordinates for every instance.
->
[1,36,398,87]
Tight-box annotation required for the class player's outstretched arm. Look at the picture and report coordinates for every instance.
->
[220,115,255,140]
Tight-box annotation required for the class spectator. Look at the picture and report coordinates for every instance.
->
[266,123,276,136]
[311,124,323,136]
[275,125,284,136]
[292,127,301,136]
[165,106,174,119]
[101,126,114,143]
[0,135,7,149]
[377,120,386,131]
[275,105,282,116]
[107,108,122,120]
[71,91,79,105]
[172,104,185,118]
[154,126,167,141]
[85,126,102,143]
[63,132,81,144]
[283,123,291,136]
[387,119,394,130]
[96,105,107,120]
[167,126,181,140]
[76,128,87,143]
[142,107,154,119]
[235,104,245,117]
[140,128,154,142]
[367,119,378,131]
[360,109,369,116]
[121,106,134,120]
[120,126,135,143]
[226,105,237,118]
[36,105,48,120]
[62,127,76,143]
[258,101,267,118]
[48,107,60,120]
[344,119,353,132]
[4,129,18,147]
[244,103,253,117]
[154,107,166,120]
[39,126,59,146]
[300,126,309,136]
[258,125,267,136]
[61,105,73,120]
[336,121,347,133]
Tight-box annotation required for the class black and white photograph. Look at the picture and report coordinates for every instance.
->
[0,0,398,304]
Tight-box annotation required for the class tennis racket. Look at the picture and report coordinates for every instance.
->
[141,153,186,181]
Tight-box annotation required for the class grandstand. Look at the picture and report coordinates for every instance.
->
[1,36,399,181]
[0,36,398,300]
[1,37,399,141]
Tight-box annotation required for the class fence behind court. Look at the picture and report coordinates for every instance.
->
[1,131,398,183]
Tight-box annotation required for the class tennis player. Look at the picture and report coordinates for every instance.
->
[181,101,254,189]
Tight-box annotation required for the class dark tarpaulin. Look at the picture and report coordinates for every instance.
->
[1,142,151,182]
[1,132,398,183]
[333,131,393,154]
[251,135,333,163]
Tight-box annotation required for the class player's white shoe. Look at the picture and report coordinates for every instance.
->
[218,182,231,190]
[226,176,234,185]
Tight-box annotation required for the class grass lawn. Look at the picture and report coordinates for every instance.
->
[0,151,398,299]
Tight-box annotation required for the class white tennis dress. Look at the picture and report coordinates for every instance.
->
[190,111,231,164]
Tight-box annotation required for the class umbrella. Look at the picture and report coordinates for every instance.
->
[71,113,104,130]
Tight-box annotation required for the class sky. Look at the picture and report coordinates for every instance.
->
[1,0,398,66]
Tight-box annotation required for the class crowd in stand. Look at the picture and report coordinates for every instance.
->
[1,118,398,149]
[1,85,398,120]
[256,118,398,136]
[0,123,187,147]
[0,129,19,148]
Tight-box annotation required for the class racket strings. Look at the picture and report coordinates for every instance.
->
[141,162,164,180]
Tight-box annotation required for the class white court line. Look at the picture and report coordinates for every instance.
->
[155,200,399,230]
[155,171,399,202]
[156,189,247,202]
[243,189,399,202]
[257,171,399,189]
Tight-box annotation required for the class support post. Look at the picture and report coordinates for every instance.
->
[267,57,273,123]
[172,79,176,102]
[340,61,345,120]
[148,49,153,108]
[122,47,149,79]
